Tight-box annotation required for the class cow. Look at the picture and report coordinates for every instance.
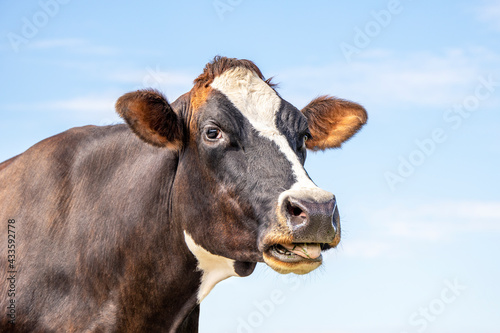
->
[0,56,367,332]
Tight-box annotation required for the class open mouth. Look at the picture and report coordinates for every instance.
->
[263,243,325,274]
[268,243,323,263]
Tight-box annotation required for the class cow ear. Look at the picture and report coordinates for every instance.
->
[115,89,183,148]
[301,95,367,151]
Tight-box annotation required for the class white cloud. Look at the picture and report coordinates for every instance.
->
[108,67,194,86]
[2,94,122,125]
[277,47,500,110]
[43,95,123,125]
[28,38,85,49]
[475,0,500,31]
[374,200,500,242]
[337,200,500,259]
[44,96,116,112]
[1,65,196,123]
[27,38,120,55]
[108,67,195,99]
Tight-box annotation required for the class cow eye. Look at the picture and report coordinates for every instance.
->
[298,133,311,150]
[206,127,222,140]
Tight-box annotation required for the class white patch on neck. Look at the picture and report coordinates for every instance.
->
[211,67,322,192]
[184,231,238,303]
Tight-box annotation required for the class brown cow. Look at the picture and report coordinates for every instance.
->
[0,56,367,332]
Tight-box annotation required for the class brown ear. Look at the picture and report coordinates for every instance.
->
[302,95,367,151]
[115,89,183,148]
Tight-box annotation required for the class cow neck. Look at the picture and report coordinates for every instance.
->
[141,225,201,332]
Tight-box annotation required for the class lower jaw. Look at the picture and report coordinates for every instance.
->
[262,251,322,275]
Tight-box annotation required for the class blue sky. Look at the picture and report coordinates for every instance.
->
[1,1,499,332]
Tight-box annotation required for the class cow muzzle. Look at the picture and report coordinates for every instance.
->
[262,187,341,275]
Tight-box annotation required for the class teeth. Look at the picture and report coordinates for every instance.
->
[275,245,293,256]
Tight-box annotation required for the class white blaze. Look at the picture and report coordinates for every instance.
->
[211,67,332,201]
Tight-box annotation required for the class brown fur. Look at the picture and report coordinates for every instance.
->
[302,95,368,151]
[190,86,213,111]
[193,56,275,90]
[0,155,20,172]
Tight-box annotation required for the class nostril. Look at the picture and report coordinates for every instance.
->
[286,201,309,229]
[287,202,307,219]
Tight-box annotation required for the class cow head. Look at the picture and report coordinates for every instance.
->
[116,57,366,279]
